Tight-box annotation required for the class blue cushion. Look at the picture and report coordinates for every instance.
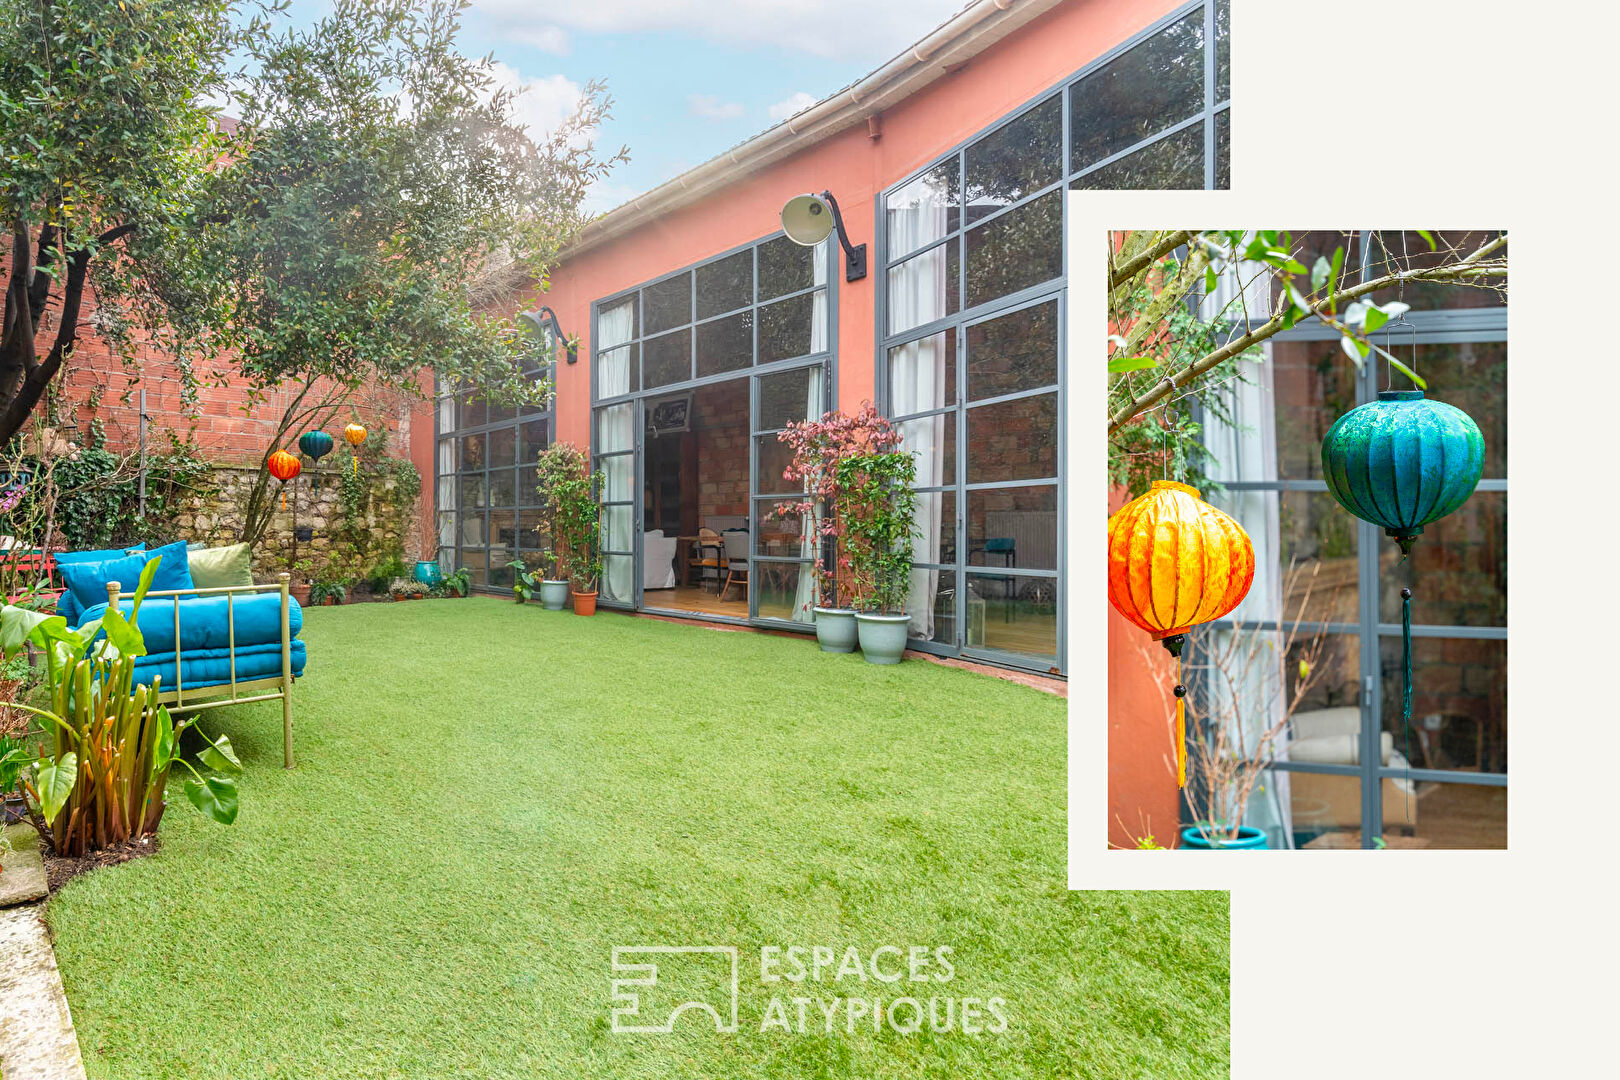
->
[128,640,306,693]
[52,544,145,623]
[57,539,193,611]
[77,593,302,652]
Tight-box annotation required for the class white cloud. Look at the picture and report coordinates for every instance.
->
[767,91,817,122]
[687,93,745,121]
[484,61,585,142]
[472,0,958,60]
[511,24,570,55]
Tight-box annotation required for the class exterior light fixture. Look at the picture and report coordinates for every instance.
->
[780,191,867,281]
[518,306,578,364]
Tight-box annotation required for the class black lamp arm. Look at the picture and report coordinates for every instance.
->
[818,190,867,282]
[524,306,578,364]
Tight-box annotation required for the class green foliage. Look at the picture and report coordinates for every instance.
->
[506,560,536,603]
[366,555,409,595]
[441,567,473,598]
[0,0,244,440]
[7,436,212,550]
[835,452,918,614]
[0,557,241,855]
[533,444,601,593]
[308,578,349,605]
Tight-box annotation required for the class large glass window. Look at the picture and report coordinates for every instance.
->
[593,234,829,403]
[434,352,555,590]
[1199,229,1507,850]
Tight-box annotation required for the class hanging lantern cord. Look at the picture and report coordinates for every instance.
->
[1399,585,1415,824]
[1161,633,1189,789]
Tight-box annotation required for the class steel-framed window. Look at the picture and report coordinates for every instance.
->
[1197,230,1507,849]
[433,358,555,593]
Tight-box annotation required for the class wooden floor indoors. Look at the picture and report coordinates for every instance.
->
[644,584,748,619]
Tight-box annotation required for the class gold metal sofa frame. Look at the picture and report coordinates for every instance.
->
[103,572,296,768]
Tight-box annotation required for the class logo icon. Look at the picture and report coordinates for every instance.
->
[610,946,739,1034]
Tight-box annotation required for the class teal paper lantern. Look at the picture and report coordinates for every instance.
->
[1320,390,1484,556]
[298,429,334,463]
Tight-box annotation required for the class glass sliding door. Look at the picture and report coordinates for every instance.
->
[751,362,826,625]
[593,295,641,608]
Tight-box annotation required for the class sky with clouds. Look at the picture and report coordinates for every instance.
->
[267,1,966,214]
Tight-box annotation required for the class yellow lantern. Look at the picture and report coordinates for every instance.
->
[1107,480,1255,786]
[343,422,367,474]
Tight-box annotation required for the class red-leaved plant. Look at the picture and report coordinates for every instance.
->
[774,403,901,613]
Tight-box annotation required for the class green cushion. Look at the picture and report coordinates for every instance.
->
[188,543,254,589]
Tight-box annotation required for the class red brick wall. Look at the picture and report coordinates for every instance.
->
[693,379,749,521]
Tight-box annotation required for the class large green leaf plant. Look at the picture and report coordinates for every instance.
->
[0,557,242,856]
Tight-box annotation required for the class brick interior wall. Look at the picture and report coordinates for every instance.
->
[693,379,749,523]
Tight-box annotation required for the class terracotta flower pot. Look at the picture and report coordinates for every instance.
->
[290,583,312,606]
[572,590,598,616]
[321,596,336,606]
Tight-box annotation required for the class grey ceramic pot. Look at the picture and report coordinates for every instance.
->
[855,612,911,665]
[813,607,858,653]
[539,579,570,610]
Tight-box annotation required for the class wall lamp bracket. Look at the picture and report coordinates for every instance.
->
[781,190,867,282]
[519,306,578,364]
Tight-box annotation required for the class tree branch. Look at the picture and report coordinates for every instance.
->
[1107,235,1508,436]
[1109,229,1195,293]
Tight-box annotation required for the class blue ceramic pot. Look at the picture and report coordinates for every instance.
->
[1179,825,1268,850]
[413,560,442,587]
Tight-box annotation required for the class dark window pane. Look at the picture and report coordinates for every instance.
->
[886,160,959,260]
[968,485,1057,571]
[1379,491,1505,627]
[966,392,1058,483]
[696,249,754,318]
[1215,0,1230,102]
[912,489,956,565]
[517,464,539,505]
[758,291,821,365]
[486,400,516,424]
[1071,123,1203,190]
[460,473,487,510]
[488,469,515,508]
[1267,339,1361,482]
[696,310,753,377]
[1387,341,1505,477]
[1069,9,1204,170]
[897,413,954,486]
[911,565,958,646]
[967,299,1058,400]
[459,432,486,471]
[490,510,518,551]
[963,190,1061,309]
[643,272,692,335]
[1208,489,1358,625]
[460,393,487,429]
[642,329,691,389]
[966,572,1057,660]
[1380,637,1506,779]
[756,436,799,495]
[1215,109,1229,189]
[885,240,958,335]
[520,419,549,462]
[888,332,956,415]
[756,365,825,430]
[759,234,816,299]
[487,425,517,468]
[965,96,1061,224]
[1364,231,1507,309]
[755,499,811,554]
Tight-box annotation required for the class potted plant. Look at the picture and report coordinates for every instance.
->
[535,443,602,616]
[533,445,588,610]
[309,578,348,606]
[837,449,918,665]
[1160,563,1333,850]
[287,558,314,606]
[774,404,901,653]
[442,566,473,598]
[388,577,427,601]
[506,559,538,603]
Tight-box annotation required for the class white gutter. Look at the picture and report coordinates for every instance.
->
[564,0,1067,261]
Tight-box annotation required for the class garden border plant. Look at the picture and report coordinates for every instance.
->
[774,404,901,653]
[533,444,602,615]
[836,448,918,665]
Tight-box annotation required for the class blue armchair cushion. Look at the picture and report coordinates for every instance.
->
[52,543,145,624]
[57,539,193,611]
[76,592,301,652]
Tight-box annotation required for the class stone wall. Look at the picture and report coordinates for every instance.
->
[171,461,421,584]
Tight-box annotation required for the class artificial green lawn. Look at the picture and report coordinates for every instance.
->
[47,599,1227,1079]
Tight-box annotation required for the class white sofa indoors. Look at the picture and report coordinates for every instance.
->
[1284,705,1419,835]
[643,530,679,590]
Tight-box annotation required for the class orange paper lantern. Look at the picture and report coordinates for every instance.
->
[1107,480,1255,787]
[344,423,367,474]
[268,449,302,509]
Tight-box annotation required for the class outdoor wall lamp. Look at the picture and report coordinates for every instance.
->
[781,191,867,281]
[518,306,578,364]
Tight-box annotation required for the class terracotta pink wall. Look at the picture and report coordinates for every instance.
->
[411,0,1179,462]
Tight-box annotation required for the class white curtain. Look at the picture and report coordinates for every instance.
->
[1199,254,1293,846]
[886,185,951,639]
[791,275,828,622]
[596,301,636,601]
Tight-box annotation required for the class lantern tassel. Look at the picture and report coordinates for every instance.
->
[280,487,286,510]
[1401,585,1414,823]
[1174,660,1186,789]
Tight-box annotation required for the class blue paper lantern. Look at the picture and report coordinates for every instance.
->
[1320,390,1484,556]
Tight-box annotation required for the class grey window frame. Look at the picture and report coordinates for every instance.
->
[1196,229,1508,849]
[587,231,837,629]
